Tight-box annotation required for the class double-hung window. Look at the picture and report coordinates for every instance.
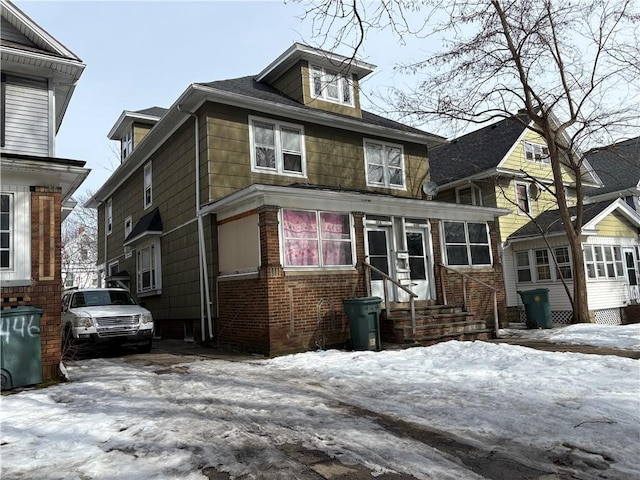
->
[106,199,113,235]
[144,163,152,208]
[365,140,405,189]
[0,194,11,269]
[121,128,133,160]
[137,240,161,293]
[124,216,133,258]
[250,116,305,176]
[534,249,551,280]
[516,251,532,282]
[516,246,573,283]
[456,185,482,206]
[443,221,491,266]
[524,142,550,164]
[554,246,572,280]
[282,209,353,267]
[309,65,353,106]
[515,182,531,215]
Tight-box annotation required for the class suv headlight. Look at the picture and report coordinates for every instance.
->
[72,316,93,328]
[141,312,153,324]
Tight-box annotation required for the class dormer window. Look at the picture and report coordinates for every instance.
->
[121,128,133,160]
[310,65,353,106]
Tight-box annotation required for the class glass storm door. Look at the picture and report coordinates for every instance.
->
[624,249,639,302]
[406,229,431,300]
[367,228,393,301]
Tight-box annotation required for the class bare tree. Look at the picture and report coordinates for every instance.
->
[62,191,99,289]
[300,0,639,322]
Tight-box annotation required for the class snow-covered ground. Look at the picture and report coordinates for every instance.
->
[1,324,638,480]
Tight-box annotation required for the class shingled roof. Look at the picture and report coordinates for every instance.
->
[508,200,616,240]
[584,136,640,196]
[429,112,531,185]
[197,76,436,138]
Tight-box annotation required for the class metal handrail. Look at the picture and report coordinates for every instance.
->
[437,263,500,335]
[362,262,418,334]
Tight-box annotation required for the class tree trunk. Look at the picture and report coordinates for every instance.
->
[567,234,591,322]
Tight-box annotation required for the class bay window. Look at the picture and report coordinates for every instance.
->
[282,209,353,267]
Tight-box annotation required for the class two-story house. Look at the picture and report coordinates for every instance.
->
[1,0,89,385]
[429,113,640,324]
[88,43,509,355]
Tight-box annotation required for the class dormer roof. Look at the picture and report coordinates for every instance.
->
[256,42,375,84]
[107,107,168,140]
[1,0,85,131]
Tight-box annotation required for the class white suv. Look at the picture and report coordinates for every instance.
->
[61,288,154,355]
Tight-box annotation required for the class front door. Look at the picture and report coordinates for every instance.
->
[623,249,639,302]
[406,229,431,300]
[366,228,393,301]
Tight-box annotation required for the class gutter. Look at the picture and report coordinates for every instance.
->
[177,105,214,345]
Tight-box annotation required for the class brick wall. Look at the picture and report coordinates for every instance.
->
[216,207,366,356]
[431,219,507,328]
[1,188,62,383]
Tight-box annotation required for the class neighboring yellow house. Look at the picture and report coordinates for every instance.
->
[430,112,640,324]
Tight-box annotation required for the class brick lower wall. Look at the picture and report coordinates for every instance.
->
[1,188,62,384]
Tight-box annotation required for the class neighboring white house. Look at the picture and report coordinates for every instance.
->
[62,225,99,290]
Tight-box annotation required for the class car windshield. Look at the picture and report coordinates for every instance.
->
[71,290,138,308]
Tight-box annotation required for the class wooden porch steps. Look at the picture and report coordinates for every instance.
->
[380,301,494,346]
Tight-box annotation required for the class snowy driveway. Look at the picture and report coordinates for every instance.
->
[1,327,639,480]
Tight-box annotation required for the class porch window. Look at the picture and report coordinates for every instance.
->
[443,221,491,266]
[137,240,160,293]
[534,249,551,280]
[249,116,305,176]
[515,251,532,282]
[554,246,572,280]
[0,194,10,268]
[282,209,353,267]
[365,140,405,189]
[584,245,625,279]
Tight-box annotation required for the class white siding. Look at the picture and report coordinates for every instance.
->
[3,75,50,156]
[0,17,36,46]
[586,280,631,310]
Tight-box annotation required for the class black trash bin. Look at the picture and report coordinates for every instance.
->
[343,297,382,351]
[1,306,44,390]
[518,289,552,329]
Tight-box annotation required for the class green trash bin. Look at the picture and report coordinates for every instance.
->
[343,297,382,351]
[1,306,44,390]
[517,289,552,329]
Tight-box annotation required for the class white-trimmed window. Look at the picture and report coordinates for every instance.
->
[443,221,491,266]
[121,128,133,160]
[106,199,113,235]
[365,140,405,189]
[534,249,551,280]
[124,216,133,259]
[144,163,152,208]
[524,141,550,164]
[0,194,11,269]
[516,251,532,282]
[456,185,482,206]
[249,116,305,176]
[515,182,531,215]
[517,246,573,283]
[554,246,572,280]
[309,65,353,106]
[108,261,119,276]
[282,209,353,267]
[137,239,161,293]
[584,245,625,279]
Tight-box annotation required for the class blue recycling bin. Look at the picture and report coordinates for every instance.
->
[1,306,44,390]
[518,289,552,329]
[343,297,382,351]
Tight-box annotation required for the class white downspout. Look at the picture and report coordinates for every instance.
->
[178,105,213,342]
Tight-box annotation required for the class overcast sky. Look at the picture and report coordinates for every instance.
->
[16,0,437,197]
